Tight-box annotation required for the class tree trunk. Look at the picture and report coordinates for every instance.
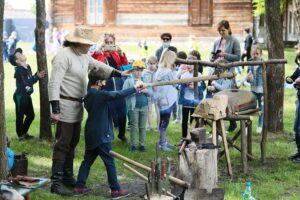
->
[293,0,300,44]
[0,0,8,180]
[264,0,285,133]
[36,0,52,140]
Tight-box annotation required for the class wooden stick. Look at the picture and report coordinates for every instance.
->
[175,58,287,69]
[148,72,235,87]
[124,163,148,181]
[234,108,259,115]
[110,150,190,188]
[226,115,253,121]
[123,164,177,199]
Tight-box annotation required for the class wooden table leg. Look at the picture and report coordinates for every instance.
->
[212,120,217,145]
[219,119,233,177]
[24,195,30,200]
[241,120,248,174]
[247,120,253,161]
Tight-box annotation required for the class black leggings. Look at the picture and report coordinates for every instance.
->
[13,94,35,138]
[181,107,195,138]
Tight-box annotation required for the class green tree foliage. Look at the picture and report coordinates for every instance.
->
[253,0,287,16]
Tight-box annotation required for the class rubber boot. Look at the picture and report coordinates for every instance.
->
[63,159,76,187]
[50,161,73,196]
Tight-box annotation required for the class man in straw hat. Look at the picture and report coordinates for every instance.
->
[48,25,129,195]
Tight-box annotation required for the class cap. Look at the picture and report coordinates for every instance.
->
[131,60,145,70]
[9,48,23,66]
[160,32,172,40]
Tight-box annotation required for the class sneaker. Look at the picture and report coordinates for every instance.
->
[118,135,127,142]
[24,134,34,140]
[111,189,130,199]
[159,144,172,152]
[146,127,153,131]
[291,156,300,163]
[288,152,300,160]
[139,146,146,152]
[18,135,26,141]
[165,142,175,149]
[130,146,136,152]
[256,127,262,134]
[73,186,92,196]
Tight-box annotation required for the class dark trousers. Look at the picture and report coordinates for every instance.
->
[182,107,195,138]
[13,94,35,138]
[109,100,127,139]
[52,121,81,163]
[294,96,300,153]
[76,143,120,191]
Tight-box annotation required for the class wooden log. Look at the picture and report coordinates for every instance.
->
[148,72,235,87]
[184,188,224,200]
[178,148,218,193]
[176,58,287,69]
[109,151,190,188]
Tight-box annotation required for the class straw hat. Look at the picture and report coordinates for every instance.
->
[64,25,96,45]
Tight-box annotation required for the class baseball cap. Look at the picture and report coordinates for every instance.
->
[9,48,23,66]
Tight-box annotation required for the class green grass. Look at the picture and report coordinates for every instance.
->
[3,43,300,199]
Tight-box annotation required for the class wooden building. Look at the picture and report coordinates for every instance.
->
[49,0,253,40]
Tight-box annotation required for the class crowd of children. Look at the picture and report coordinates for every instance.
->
[10,22,300,199]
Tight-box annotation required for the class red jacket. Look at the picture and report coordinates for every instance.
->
[91,51,128,70]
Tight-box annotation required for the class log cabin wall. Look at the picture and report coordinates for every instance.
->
[51,0,252,40]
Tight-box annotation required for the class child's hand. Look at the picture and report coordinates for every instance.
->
[37,70,46,79]
[246,73,253,82]
[188,82,194,89]
[295,77,300,84]
[134,80,146,91]
[211,81,216,86]
[286,77,293,83]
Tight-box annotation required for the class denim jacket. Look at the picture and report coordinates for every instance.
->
[248,65,263,89]
[123,76,153,111]
[178,82,205,107]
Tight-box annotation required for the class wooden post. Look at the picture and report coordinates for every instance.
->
[240,120,248,174]
[261,64,268,163]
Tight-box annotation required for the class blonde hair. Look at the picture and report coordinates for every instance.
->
[251,45,263,57]
[158,50,177,69]
[147,56,158,64]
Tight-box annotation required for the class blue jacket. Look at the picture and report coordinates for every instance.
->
[14,65,39,96]
[248,65,263,89]
[178,82,205,107]
[84,87,136,150]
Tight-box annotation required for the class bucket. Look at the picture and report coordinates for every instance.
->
[11,153,28,177]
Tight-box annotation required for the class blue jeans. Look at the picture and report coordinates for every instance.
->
[76,143,120,191]
[252,91,263,128]
[294,97,300,153]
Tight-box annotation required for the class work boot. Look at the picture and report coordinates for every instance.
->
[63,160,76,187]
[50,162,73,196]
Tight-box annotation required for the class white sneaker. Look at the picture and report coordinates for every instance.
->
[256,127,262,134]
